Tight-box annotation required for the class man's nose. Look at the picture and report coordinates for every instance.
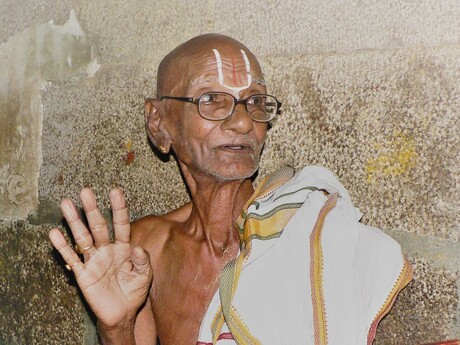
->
[220,103,253,134]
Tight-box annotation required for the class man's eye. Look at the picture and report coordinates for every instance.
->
[201,93,221,103]
[248,96,264,107]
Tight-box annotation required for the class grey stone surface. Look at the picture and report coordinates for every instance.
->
[3,1,458,63]
[216,0,460,57]
[375,257,459,344]
[39,64,188,218]
[0,220,86,345]
[259,47,460,241]
[0,0,74,43]
[27,197,64,226]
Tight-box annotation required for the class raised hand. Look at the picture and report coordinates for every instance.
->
[49,188,153,334]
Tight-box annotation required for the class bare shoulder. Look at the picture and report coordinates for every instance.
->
[130,202,192,256]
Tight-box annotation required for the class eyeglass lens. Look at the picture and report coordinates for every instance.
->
[198,93,277,122]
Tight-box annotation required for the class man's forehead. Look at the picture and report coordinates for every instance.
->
[183,47,265,94]
[187,75,266,89]
[157,35,265,97]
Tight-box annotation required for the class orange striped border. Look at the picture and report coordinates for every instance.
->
[310,193,338,345]
[367,256,413,344]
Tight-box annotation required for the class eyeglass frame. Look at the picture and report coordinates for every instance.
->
[160,92,282,122]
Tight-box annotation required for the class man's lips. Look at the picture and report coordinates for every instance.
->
[221,145,247,150]
[216,143,255,152]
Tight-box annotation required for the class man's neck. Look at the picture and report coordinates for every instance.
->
[181,168,255,258]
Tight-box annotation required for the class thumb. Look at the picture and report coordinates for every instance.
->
[131,246,152,275]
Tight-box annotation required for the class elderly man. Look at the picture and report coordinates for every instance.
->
[49,34,411,345]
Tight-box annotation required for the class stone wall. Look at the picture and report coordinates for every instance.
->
[0,1,458,344]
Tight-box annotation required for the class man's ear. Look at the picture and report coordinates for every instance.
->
[144,98,172,153]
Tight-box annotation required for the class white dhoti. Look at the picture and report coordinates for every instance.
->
[197,166,412,345]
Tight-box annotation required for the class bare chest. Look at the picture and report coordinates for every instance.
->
[152,255,225,344]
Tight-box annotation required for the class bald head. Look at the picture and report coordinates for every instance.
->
[156,34,263,98]
[146,34,269,181]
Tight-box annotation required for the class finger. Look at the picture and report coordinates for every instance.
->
[131,246,152,276]
[109,188,130,244]
[49,228,84,276]
[80,188,111,247]
[121,260,133,272]
[60,198,95,254]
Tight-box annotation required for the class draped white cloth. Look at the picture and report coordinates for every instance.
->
[197,166,411,345]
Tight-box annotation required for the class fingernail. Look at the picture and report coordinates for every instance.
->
[61,200,76,218]
[110,188,121,198]
[80,188,93,199]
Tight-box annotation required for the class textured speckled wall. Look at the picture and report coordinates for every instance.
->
[1,0,458,344]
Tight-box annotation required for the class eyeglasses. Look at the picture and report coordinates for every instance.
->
[161,92,281,122]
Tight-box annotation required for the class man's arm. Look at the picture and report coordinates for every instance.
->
[134,298,157,345]
[130,216,166,345]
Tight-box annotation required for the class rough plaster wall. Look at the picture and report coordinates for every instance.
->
[0,10,98,218]
[0,0,458,344]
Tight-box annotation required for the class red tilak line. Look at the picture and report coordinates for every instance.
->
[231,56,237,84]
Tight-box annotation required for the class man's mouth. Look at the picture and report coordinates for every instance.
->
[223,145,246,150]
[214,138,257,154]
[217,143,255,152]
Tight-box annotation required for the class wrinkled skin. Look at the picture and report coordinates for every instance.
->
[49,34,270,345]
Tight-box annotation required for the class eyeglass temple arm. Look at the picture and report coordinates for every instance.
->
[160,96,197,104]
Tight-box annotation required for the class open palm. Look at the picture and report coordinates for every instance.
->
[49,188,153,328]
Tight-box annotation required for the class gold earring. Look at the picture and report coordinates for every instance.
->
[159,145,167,153]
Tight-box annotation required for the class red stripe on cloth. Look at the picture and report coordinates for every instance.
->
[218,332,234,340]
[196,332,234,344]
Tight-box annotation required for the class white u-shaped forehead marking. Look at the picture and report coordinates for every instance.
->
[212,48,252,97]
